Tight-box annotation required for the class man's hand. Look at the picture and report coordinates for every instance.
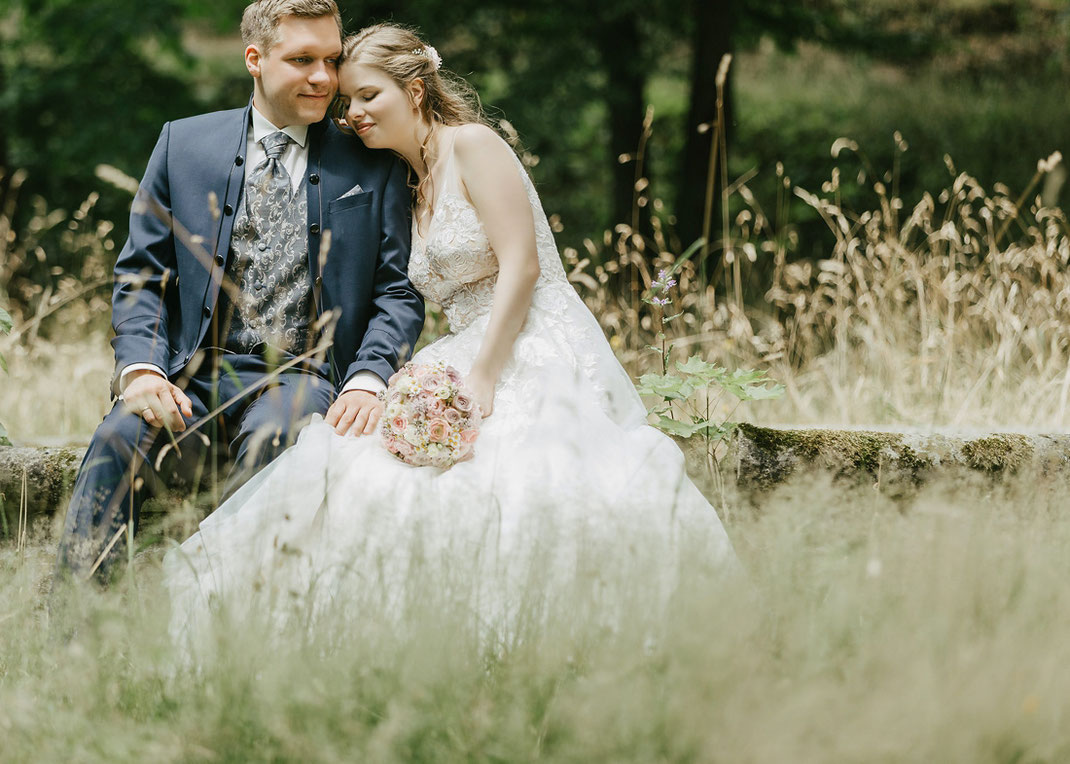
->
[122,370,193,432]
[325,390,383,437]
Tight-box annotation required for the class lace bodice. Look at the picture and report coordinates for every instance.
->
[408,129,570,332]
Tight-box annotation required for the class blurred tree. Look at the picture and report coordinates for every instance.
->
[0,0,200,279]
[1,0,1065,314]
[676,0,943,256]
[679,0,731,258]
[425,0,653,235]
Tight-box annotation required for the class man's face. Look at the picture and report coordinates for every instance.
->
[246,15,342,127]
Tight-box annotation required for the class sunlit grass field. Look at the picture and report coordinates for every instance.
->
[6,473,1070,761]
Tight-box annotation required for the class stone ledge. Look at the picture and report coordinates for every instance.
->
[0,446,85,529]
[729,424,1070,496]
[3,426,1070,531]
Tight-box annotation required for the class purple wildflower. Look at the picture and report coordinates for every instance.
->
[652,269,677,292]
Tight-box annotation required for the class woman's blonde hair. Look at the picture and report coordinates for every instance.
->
[340,24,493,218]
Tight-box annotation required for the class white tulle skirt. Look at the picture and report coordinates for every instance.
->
[163,283,735,654]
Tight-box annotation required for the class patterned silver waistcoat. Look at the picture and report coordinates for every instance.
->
[220,181,313,355]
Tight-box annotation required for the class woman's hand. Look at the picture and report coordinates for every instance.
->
[465,370,496,418]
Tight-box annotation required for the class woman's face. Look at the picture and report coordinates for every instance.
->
[338,62,421,150]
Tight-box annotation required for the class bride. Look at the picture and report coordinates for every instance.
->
[163,24,735,649]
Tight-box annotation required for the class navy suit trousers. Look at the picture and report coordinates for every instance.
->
[55,352,334,582]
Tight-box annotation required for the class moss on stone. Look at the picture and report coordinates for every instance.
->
[732,425,1055,502]
[960,434,1032,473]
[735,423,935,490]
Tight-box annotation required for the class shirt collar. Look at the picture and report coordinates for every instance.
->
[250,104,309,149]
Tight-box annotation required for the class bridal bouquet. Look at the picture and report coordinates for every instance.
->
[379,361,481,468]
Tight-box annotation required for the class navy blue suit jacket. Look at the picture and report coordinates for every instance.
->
[109,101,425,394]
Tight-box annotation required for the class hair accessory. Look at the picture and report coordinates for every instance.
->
[413,45,442,71]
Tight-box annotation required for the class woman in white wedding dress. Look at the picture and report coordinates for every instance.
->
[163,24,735,649]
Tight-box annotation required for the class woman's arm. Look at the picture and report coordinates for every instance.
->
[452,123,541,416]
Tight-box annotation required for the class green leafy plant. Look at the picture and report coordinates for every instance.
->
[0,305,11,445]
[638,358,784,440]
[637,243,783,454]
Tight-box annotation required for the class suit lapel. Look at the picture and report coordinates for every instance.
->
[213,100,253,265]
[306,117,328,283]
[203,101,252,316]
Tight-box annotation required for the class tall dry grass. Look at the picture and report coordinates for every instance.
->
[567,141,1070,431]
[1,174,115,443]
[3,135,1070,438]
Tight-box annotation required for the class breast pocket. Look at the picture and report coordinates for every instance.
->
[328,189,375,214]
[323,190,378,284]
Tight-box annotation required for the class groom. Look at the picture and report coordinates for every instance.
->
[55,0,424,581]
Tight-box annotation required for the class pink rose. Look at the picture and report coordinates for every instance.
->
[460,429,479,445]
[391,416,408,432]
[444,408,461,425]
[453,393,474,414]
[396,440,414,458]
[388,370,402,386]
[446,366,462,383]
[428,399,446,416]
[427,419,450,443]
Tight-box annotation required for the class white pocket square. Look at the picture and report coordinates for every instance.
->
[338,184,364,199]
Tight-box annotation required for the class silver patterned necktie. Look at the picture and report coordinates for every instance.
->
[248,130,293,216]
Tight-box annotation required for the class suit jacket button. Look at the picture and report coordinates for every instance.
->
[203,305,212,318]
[214,254,224,266]
[235,156,244,166]
[224,204,234,216]
[310,223,321,235]
[315,276,323,287]
[309,173,320,185]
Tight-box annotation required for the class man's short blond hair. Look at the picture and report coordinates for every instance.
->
[240,0,343,52]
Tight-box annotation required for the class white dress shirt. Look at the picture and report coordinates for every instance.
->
[118,104,386,399]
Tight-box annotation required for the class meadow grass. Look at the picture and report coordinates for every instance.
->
[4,64,1070,760]
[5,472,1070,762]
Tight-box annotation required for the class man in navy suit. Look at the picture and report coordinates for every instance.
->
[55,0,424,580]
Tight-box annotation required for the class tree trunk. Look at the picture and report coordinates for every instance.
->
[0,57,11,232]
[596,9,648,233]
[679,0,734,258]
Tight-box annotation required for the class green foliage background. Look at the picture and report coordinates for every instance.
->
[2,0,1069,305]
